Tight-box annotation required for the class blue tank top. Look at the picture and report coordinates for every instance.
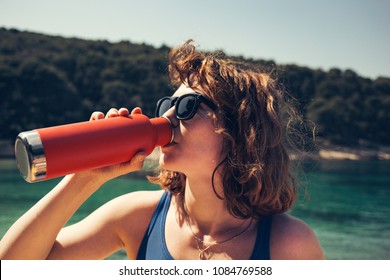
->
[137,191,273,260]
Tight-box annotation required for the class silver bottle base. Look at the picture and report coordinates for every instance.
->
[15,130,47,183]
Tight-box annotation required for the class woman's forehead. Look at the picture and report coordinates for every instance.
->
[172,84,204,97]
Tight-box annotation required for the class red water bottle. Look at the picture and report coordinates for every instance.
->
[14,114,173,183]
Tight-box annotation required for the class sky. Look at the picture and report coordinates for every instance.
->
[0,0,389,79]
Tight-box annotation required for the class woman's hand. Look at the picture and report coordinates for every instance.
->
[75,107,147,184]
[0,107,148,260]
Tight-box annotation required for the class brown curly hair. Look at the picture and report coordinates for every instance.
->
[149,40,299,219]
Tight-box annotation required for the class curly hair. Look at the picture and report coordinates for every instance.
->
[149,40,299,219]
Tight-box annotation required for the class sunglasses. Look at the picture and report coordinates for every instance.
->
[155,93,216,120]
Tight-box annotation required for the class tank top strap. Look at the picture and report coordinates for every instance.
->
[136,191,173,260]
[250,215,273,260]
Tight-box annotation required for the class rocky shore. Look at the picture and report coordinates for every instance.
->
[290,144,390,161]
[320,148,390,160]
[317,147,390,161]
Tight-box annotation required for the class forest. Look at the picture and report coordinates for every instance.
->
[0,28,389,148]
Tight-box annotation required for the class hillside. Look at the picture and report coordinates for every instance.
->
[1,28,389,156]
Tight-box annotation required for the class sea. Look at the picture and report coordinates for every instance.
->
[0,159,389,260]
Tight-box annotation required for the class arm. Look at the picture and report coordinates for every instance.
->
[47,190,164,260]
[0,108,146,260]
[0,174,103,259]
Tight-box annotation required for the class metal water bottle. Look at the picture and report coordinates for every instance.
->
[14,114,173,183]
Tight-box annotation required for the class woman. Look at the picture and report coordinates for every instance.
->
[0,40,324,260]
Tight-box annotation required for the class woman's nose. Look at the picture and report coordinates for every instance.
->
[164,107,179,128]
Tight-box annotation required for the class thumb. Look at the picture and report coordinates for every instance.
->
[120,151,147,174]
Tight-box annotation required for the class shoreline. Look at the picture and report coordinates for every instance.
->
[317,148,390,161]
[317,144,390,161]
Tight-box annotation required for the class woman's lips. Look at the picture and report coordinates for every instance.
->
[163,141,178,148]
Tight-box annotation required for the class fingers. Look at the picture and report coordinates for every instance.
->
[131,107,142,115]
[89,106,144,123]
[105,107,131,118]
[118,108,130,116]
[90,107,132,121]
[90,111,105,121]
[105,108,120,118]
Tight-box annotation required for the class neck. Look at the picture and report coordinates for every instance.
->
[178,175,246,237]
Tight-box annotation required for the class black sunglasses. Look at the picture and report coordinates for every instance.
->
[155,93,216,120]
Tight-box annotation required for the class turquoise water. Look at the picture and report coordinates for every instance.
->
[292,160,390,259]
[0,159,389,260]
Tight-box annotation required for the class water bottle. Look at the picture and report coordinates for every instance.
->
[14,114,173,183]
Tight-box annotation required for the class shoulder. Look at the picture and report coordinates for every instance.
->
[97,190,166,244]
[270,213,325,260]
[104,189,166,214]
[95,189,165,218]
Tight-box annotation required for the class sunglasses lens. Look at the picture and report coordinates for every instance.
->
[156,94,213,120]
[157,98,172,117]
[177,96,197,119]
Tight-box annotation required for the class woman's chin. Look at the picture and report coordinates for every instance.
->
[159,156,183,173]
[159,154,174,169]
